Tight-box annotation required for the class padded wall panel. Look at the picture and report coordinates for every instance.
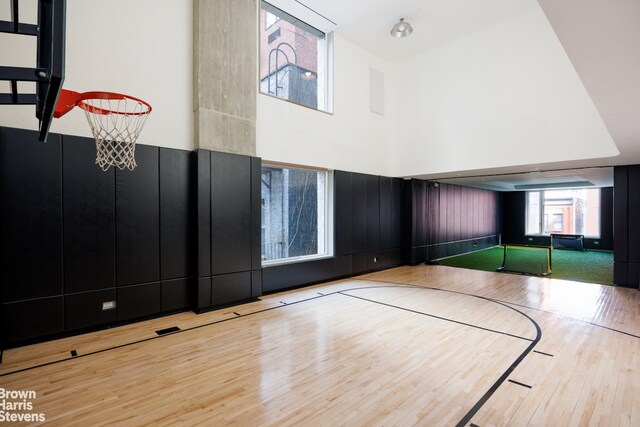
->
[211,272,252,306]
[351,173,367,253]
[197,150,211,277]
[160,148,192,280]
[262,258,337,293]
[352,252,368,275]
[1,128,63,302]
[380,177,392,250]
[197,277,212,310]
[251,270,262,298]
[334,170,353,255]
[116,145,160,286]
[335,254,353,278]
[366,175,380,252]
[2,296,63,344]
[161,278,191,312]
[391,178,403,249]
[65,289,117,331]
[63,135,115,293]
[211,152,252,275]
[614,262,628,286]
[627,166,640,263]
[117,282,161,321]
[251,157,262,271]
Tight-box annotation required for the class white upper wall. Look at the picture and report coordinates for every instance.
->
[0,0,193,151]
[256,33,399,176]
[391,7,618,178]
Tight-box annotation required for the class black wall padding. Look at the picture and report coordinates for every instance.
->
[614,166,639,288]
[196,150,211,278]
[195,149,261,310]
[334,170,352,256]
[1,128,63,302]
[160,149,192,280]
[404,180,501,264]
[63,135,115,293]
[1,297,64,343]
[65,289,117,331]
[262,170,404,293]
[211,152,252,275]
[116,145,160,286]
[117,282,161,321]
[366,175,380,252]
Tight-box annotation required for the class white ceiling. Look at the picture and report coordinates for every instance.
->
[298,0,540,61]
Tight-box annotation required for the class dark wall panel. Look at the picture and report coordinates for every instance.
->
[211,272,252,306]
[391,178,403,249]
[65,289,117,331]
[351,173,367,253]
[160,148,192,280]
[251,157,262,271]
[262,258,337,293]
[334,170,353,255]
[627,166,640,263]
[116,145,160,286]
[197,277,212,310]
[2,296,64,343]
[380,177,392,249]
[63,135,115,293]
[196,150,211,277]
[614,168,628,263]
[117,282,161,321]
[211,152,252,275]
[1,128,63,302]
[161,278,191,312]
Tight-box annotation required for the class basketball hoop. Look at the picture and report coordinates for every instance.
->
[55,89,152,171]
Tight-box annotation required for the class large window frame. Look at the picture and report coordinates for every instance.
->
[261,163,334,267]
[258,1,334,114]
[525,189,601,238]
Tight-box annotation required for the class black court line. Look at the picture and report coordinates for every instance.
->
[0,281,542,427]
[364,278,640,340]
[70,350,77,357]
[470,424,480,427]
[0,292,333,378]
[156,326,180,336]
[233,312,241,316]
[508,379,532,389]
[533,350,554,357]
[338,291,533,342]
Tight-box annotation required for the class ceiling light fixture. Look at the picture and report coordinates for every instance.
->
[390,18,413,38]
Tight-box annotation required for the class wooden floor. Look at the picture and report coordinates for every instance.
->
[1,265,640,426]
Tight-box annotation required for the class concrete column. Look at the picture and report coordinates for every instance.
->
[194,0,257,156]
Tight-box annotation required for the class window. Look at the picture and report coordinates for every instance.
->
[261,164,331,264]
[264,11,280,29]
[525,189,601,237]
[259,1,332,112]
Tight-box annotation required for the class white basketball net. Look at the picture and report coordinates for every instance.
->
[81,97,151,171]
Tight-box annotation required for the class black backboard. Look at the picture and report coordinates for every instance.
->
[0,0,66,141]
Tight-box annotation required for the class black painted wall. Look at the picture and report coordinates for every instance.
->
[0,127,194,347]
[501,188,614,252]
[613,167,639,288]
[195,150,262,311]
[404,180,500,264]
[261,171,404,293]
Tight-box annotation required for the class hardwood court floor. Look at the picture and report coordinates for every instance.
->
[1,265,639,426]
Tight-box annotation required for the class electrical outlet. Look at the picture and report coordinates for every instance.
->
[528,237,533,241]
[373,257,378,263]
[594,241,599,245]
[102,301,116,311]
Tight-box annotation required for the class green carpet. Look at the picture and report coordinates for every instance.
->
[436,246,614,285]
